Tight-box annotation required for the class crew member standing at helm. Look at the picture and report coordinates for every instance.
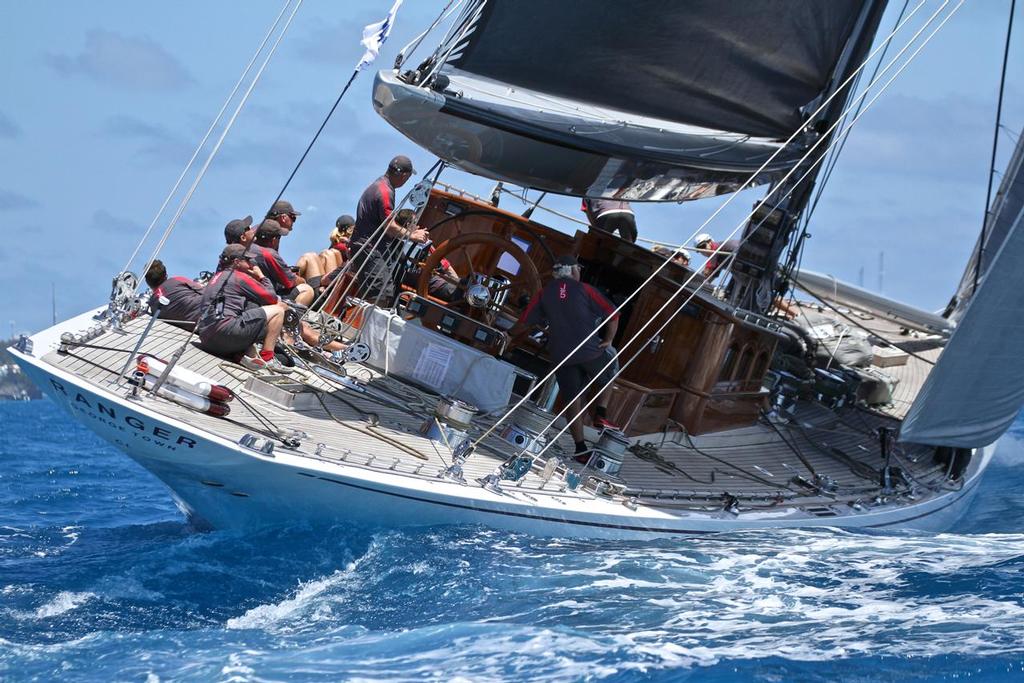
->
[509,254,620,460]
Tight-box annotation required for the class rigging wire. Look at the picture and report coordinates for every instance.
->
[975,0,1017,292]
[472,0,945,450]
[139,0,304,284]
[119,0,295,279]
[393,0,463,70]
[527,0,965,462]
[801,0,913,231]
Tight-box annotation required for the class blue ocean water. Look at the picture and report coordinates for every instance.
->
[1,399,1023,682]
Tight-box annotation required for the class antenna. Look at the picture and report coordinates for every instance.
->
[858,265,864,288]
[51,282,57,326]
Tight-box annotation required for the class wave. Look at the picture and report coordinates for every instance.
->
[10,591,96,621]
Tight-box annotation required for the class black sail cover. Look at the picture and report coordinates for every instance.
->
[447,0,872,139]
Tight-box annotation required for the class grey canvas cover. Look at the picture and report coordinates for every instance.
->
[447,0,873,139]
[901,202,1024,448]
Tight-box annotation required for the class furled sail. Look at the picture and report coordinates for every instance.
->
[901,200,1024,448]
[945,136,1024,321]
[374,0,885,200]
[446,0,870,140]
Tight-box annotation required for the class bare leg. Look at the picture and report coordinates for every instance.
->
[261,303,285,351]
[299,322,345,352]
[293,283,314,307]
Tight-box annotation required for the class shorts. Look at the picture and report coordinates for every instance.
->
[350,247,397,302]
[280,285,304,301]
[555,347,617,401]
[199,307,267,356]
[594,213,637,243]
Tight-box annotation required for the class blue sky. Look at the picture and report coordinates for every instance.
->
[2,0,1021,334]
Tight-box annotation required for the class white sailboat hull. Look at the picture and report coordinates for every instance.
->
[11,312,993,539]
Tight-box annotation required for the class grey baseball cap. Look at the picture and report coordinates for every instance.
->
[224,215,254,244]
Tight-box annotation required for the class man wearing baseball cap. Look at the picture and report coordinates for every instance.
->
[251,219,314,306]
[266,200,301,232]
[196,244,288,371]
[509,254,620,459]
[345,154,430,300]
[351,155,426,249]
[265,198,328,289]
[224,215,255,246]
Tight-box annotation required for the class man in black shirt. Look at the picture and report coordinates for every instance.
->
[197,244,287,371]
[510,255,620,457]
[349,155,428,300]
[251,220,314,306]
[144,260,204,331]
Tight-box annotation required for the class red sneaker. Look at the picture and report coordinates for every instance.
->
[593,417,621,431]
[574,453,592,465]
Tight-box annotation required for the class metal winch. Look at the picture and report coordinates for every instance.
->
[424,396,477,454]
[434,396,477,430]
[500,423,547,455]
[587,428,630,477]
[500,401,552,454]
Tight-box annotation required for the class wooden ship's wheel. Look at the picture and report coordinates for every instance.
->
[416,232,542,327]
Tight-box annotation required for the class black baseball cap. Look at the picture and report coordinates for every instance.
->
[255,218,287,238]
[220,243,251,263]
[388,155,415,174]
[268,200,300,217]
[555,254,579,267]
[224,215,253,244]
[335,214,355,229]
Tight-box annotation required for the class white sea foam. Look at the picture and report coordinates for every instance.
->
[12,591,95,620]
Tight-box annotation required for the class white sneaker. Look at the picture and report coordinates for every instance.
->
[240,355,269,370]
[263,356,294,374]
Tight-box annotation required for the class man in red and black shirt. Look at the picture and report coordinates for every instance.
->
[348,155,429,300]
[144,260,203,331]
[251,219,314,306]
[196,244,287,370]
[510,254,620,457]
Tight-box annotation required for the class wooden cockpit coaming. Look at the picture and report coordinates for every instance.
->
[412,189,782,435]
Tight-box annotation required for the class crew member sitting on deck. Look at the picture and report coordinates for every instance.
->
[144,260,203,331]
[251,219,314,306]
[267,199,326,291]
[197,245,288,371]
[509,254,620,460]
[224,215,255,247]
[320,214,354,277]
[582,198,638,243]
[693,233,740,282]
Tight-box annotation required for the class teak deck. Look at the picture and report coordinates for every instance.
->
[44,315,950,514]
